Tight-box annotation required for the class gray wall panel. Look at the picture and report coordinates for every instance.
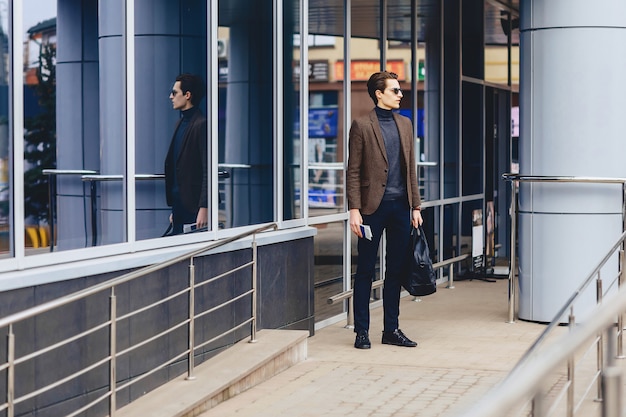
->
[0,237,313,415]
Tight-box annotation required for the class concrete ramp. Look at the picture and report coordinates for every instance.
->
[116,329,309,417]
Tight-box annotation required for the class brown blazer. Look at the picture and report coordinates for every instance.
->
[347,109,421,215]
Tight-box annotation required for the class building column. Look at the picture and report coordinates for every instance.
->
[98,0,206,243]
[518,0,626,321]
[224,2,274,227]
[55,0,99,250]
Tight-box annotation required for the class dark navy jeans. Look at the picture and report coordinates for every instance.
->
[353,198,411,334]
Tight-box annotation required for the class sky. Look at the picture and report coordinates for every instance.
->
[0,0,57,35]
[22,0,57,34]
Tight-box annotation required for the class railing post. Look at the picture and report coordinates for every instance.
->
[532,387,546,417]
[346,295,354,328]
[7,324,14,417]
[187,257,196,379]
[109,288,117,416]
[567,309,575,417]
[595,274,604,402]
[602,326,622,417]
[250,235,258,343]
[618,249,625,359]
[89,180,98,246]
[507,179,517,323]
[47,173,56,252]
[447,262,455,289]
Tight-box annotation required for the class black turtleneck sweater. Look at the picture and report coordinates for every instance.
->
[375,106,406,201]
[171,106,198,195]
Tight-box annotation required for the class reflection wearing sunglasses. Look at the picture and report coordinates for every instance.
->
[386,87,403,95]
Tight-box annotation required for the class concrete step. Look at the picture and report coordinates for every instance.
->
[115,329,309,417]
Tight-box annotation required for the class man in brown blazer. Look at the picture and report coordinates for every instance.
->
[164,73,208,235]
[347,71,423,349]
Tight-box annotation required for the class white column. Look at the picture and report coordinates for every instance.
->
[518,0,626,321]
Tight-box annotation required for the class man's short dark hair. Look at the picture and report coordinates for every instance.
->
[176,73,206,106]
[367,71,399,105]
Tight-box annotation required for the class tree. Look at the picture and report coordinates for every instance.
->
[24,42,56,223]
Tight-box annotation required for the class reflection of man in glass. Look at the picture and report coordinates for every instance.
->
[164,73,208,234]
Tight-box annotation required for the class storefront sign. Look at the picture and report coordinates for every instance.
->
[334,60,405,81]
[293,60,330,83]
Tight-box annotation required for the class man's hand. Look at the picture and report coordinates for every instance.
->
[196,207,208,229]
[412,209,423,228]
[349,208,363,238]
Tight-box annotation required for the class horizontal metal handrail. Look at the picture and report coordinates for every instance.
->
[512,230,626,372]
[308,162,345,170]
[454,260,626,417]
[43,171,172,250]
[42,169,98,176]
[0,222,278,417]
[67,391,110,417]
[42,169,101,251]
[16,355,112,404]
[470,173,626,417]
[195,319,255,353]
[78,173,229,181]
[195,289,255,321]
[77,172,230,244]
[81,173,169,181]
[114,350,190,393]
[116,319,190,358]
[327,253,469,304]
[502,173,626,323]
[13,320,111,366]
[502,174,626,184]
[327,253,469,327]
[0,223,277,329]
[218,163,252,169]
[116,287,189,322]
[194,261,255,290]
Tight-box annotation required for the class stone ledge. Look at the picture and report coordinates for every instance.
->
[115,329,309,417]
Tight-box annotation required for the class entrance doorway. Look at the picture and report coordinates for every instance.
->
[485,86,513,266]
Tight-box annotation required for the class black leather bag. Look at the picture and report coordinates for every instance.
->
[403,225,437,296]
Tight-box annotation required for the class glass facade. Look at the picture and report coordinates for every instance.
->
[2,0,519,326]
[0,0,7,258]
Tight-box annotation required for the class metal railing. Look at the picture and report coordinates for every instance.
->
[43,169,98,251]
[0,222,277,417]
[451,174,626,417]
[502,174,626,323]
[44,170,231,250]
[327,253,468,328]
[453,228,626,417]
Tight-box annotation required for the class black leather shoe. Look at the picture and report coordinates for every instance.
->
[354,331,371,349]
[382,329,417,347]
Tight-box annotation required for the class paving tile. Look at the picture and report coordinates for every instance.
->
[195,278,626,417]
[195,279,545,417]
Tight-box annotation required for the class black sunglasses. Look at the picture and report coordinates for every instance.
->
[386,87,403,95]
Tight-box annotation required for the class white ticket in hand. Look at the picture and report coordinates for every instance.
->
[359,224,372,240]
[183,223,198,234]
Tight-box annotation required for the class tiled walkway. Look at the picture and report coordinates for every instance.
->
[199,278,555,417]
